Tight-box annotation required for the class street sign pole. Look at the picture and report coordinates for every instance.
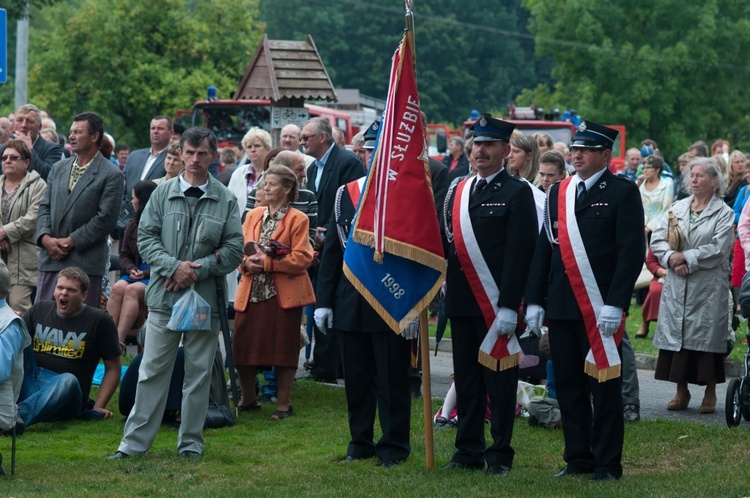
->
[0,8,7,84]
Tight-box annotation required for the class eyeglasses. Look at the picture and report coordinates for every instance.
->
[1,155,21,162]
[299,133,321,142]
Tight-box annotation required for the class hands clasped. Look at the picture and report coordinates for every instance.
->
[165,261,201,291]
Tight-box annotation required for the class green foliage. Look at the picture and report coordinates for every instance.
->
[521,0,750,158]
[260,0,550,125]
[4,0,61,20]
[26,0,263,148]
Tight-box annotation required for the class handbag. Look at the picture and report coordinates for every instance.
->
[667,210,685,251]
[204,402,235,429]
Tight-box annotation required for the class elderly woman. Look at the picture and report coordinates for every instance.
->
[233,165,314,420]
[508,134,540,186]
[0,140,47,313]
[106,180,158,346]
[228,127,271,213]
[637,154,674,237]
[154,143,183,185]
[650,157,734,414]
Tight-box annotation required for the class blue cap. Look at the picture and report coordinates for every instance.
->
[363,120,380,150]
[471,114,515,142]
[570,120,618,150]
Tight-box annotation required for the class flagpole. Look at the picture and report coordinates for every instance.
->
[405,0,435,471]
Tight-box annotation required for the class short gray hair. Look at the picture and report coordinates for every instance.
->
[0,260,11,298]
[352,131,365,148]
[15,104,42,124]
[685,157,726,197]
[305,117,333,144]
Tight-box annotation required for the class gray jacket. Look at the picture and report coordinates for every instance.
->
[1,170,46,286]
[138,176,243,315]
[36,153,124,275]
[651,195,734,353]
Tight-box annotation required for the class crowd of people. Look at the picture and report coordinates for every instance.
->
[0,101,745,479]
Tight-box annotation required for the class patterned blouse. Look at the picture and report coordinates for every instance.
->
[250,205,288,303]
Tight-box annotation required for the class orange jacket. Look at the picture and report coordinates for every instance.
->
[234,207,315,312]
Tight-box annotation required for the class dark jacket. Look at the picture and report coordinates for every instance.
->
[443,169,538,317]
[525,169,645,319]
[443,153,470,182]
[306,144,366,229]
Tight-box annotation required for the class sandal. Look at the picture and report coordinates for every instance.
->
[237,400,261,412]
[270,405,293,420]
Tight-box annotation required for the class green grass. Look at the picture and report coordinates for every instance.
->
[4,379,750,496]
[432,300,750,364]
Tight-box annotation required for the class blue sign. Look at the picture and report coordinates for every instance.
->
[0,9,6,84]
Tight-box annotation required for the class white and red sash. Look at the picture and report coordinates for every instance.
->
[557,177,624,382]
[452,176,522,371]
[336,177,367,248]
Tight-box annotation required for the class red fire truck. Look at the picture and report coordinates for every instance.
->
[427,106,626,171]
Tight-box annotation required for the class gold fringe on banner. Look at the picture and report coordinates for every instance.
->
[584,361,621,383]
[342,263,445,334]
[478,350,520,372]
[352,229,446,273]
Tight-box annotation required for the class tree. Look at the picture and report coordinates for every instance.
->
[260,0,548,125]
[521,0,750,156]
[26,0,263,148]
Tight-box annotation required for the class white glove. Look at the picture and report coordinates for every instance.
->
[597,305,623,337]
[491,307,518,337]
[525,304,545,334]
[314,308,334,333]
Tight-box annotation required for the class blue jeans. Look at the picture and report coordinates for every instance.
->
[17,348,88,427]
[261,368,277,396]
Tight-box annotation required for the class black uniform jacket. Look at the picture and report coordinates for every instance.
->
[443,169,537,318]
[525,169,645,320]
[315,183,391,333]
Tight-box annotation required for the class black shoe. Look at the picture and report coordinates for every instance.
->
[180,450,201,460]
[485,464,511,477]
[434,417,449,429]
[106,451,130,460]
[590,471,620,481]
[555,466,593,477]
[442,460,483,471]
[623,404,640,422]
[379,460,402,468]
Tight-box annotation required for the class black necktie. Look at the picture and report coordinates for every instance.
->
[577,183,587,199]
[472,178,487,201]
[185,186,204,198]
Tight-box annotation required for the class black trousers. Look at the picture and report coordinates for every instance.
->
[450,316,518,468]
[310,323,340,382]
[548,319,623,477]
[337,329,412,463]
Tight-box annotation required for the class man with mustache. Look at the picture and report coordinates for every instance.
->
[442,114,537,477]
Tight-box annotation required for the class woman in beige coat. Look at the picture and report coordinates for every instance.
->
[0,140,47,313]
[650,157,734,414]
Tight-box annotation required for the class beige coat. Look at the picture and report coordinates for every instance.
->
[651,195,734,353]
[1,170,46,286]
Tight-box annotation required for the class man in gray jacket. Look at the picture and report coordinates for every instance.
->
[109,127,243,460]
[35,112,124,306]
